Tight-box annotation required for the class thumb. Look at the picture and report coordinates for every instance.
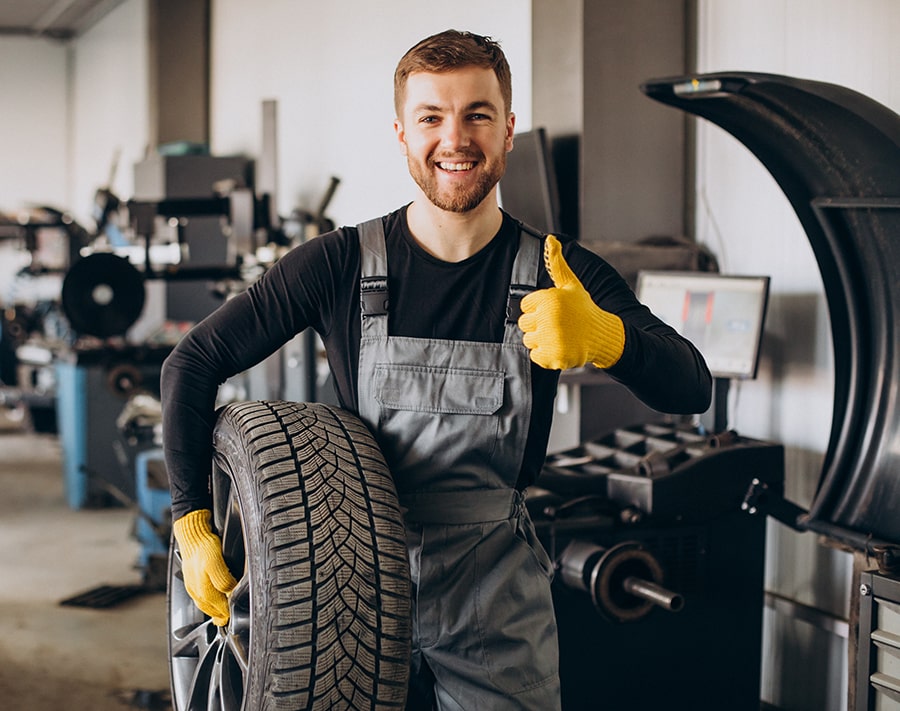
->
[543,235,580,289]
[208,555,238,594]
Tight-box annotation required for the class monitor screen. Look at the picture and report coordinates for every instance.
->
[635,270,770,379]
[499,127,562,234]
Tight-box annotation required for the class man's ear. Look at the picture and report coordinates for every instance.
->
[506,112,516,152]
[394,119,408,156]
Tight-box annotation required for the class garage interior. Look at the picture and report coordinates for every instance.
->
[0,428,168,710]
[1,2,899,711]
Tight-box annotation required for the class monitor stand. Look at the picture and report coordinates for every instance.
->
[699,376,731,435]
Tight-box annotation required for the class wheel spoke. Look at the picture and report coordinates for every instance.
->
[170,492,247,710]
[183,629,219,710]
[224,620,250,676]
[205,650,221,711]
[220,492,245,578]
[211,463,231,533]
[170,618,213,657]
[219,642,245,709]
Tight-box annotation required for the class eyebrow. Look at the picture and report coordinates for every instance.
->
[412,100,500,115]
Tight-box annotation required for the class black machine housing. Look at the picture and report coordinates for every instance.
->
[532,424,783,709]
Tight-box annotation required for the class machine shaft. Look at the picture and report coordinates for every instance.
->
[622,576,684,612]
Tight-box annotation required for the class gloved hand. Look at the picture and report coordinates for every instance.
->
[519,235,625,370]
[172,509,237,626]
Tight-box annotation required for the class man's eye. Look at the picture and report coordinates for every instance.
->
[469,113,490,121]
[419,116,439,124]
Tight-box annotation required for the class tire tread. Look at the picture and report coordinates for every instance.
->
[213,400,410,710]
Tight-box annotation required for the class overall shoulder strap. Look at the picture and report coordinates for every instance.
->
[357,218,389,319]
[505,225,543,327]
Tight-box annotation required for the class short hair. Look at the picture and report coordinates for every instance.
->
[393,29,512,117]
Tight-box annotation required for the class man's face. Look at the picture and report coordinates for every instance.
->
[395,67,515,213]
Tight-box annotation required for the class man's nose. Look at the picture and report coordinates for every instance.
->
[439,117,470,149]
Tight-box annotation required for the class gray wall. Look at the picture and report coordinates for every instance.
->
[532,0,582,237]
[582,0,689,245]
[532,0,690,244]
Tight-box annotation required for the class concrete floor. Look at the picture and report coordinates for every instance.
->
[0,423,171,710]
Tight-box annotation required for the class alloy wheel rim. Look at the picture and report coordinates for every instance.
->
[169,467,249,710]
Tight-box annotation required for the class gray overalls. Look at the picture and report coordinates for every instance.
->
[356,218,561,711]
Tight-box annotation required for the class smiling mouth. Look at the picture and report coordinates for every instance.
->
[436,161,477,172]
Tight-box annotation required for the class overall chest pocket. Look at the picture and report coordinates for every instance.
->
[373,364,504,415]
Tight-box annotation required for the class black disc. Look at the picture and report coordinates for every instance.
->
[62,252,145,338]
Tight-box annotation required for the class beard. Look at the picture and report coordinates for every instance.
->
[407,150,507,213]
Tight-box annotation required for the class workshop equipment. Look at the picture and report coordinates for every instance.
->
[130,153,255,325]
[55,345,169,508]
[639,75,900,710]
[279,175,342,404]
[532,423,784,710]
[641,71,900,550]
[61,251,145,339]
[115,392,170,588]
[1,204,91,273]
[134,447,170,589]
[0,206,90,429]
[55,153,265,510]
[282,175,341,241]
[856,569,900,710]
[558,539,684,622]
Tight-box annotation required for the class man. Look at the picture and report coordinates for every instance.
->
[162,29,712,710]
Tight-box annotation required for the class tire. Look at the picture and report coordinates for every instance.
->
[167,400,412,710]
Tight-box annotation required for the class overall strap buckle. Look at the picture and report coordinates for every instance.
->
[506,283,534,324]
[360,277,389,317]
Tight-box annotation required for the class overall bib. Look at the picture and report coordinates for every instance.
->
[356,218,561,711]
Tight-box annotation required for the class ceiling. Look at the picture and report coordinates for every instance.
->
[0,0,125,40]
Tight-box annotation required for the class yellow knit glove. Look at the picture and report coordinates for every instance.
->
[519,235,625,370]
[172,509,237,626]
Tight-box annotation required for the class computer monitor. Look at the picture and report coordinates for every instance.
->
[635,270,770,379]
[499,127,562,234]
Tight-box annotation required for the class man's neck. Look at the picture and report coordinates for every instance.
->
[406,197,504,262]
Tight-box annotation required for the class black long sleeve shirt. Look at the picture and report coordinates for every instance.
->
[161,207,712,519]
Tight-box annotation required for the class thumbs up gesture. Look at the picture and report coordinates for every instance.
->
[518,235,625,371]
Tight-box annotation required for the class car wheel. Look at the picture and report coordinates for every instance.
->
[167,400,411,710]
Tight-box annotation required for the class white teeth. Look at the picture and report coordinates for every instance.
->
[438,162,475,171]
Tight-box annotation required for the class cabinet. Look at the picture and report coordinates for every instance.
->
[858,571,900,711]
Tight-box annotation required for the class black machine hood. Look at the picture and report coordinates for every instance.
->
[641,72,900,547]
